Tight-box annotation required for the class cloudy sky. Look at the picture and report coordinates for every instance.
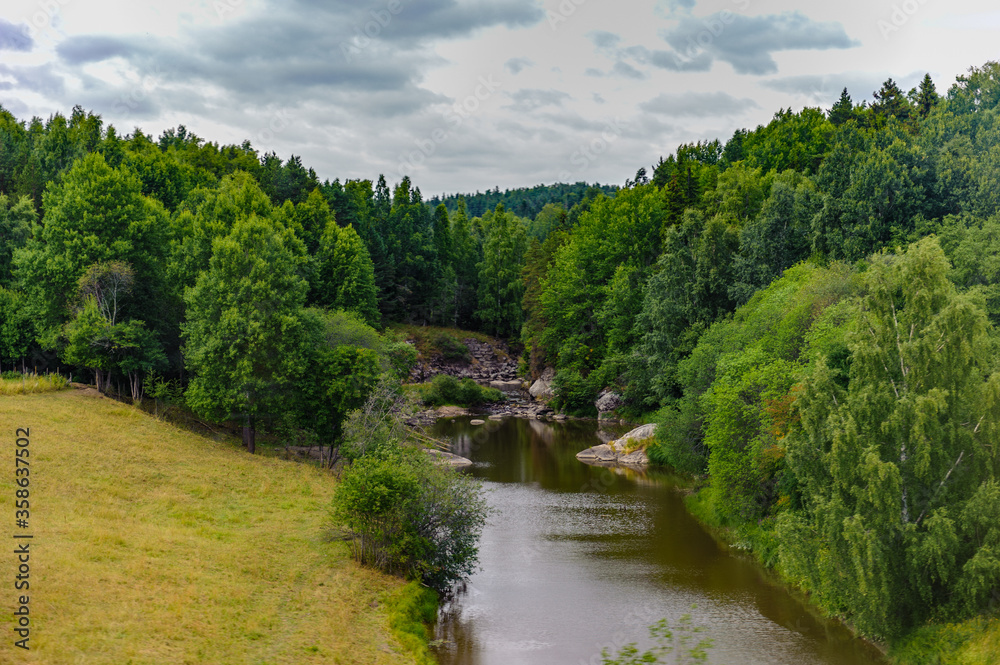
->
[1,0,999,196]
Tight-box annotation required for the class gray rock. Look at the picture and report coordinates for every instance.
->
[470,419,486,425]
[615,423,656,447]
[595,390,624,414]
[490,379,523,393]
[619,448,649,466]
[529,378,554,400]
[576,444,617,462]
[424,449,474,468]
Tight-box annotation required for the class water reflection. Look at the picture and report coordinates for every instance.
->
[430,416,885,665]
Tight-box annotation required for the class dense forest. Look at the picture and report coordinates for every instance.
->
[2,61,1000,646]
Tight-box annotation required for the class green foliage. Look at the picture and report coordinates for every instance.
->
[417,374,503,407]
[13,152,170,344]
[332,443,489,593]
[0,286,33,363]
[600,612,713,665]
[540,184,664,391]
[551,367,598,416]
[310,220,380,327]
[431,333,470,361]
[182,214,309,442]
[779,238,1000,639]
[741,107,834,175]
[475,204,528,337]
[0,194,35,286]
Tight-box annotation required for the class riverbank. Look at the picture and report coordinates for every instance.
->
[680,480,999,665]
[0,389,427,664]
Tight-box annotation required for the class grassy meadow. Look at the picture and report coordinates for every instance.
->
[0,388,426,664]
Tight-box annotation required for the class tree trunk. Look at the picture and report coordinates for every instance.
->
[243,424,256,454]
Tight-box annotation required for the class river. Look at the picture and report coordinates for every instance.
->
[429,416,886,665]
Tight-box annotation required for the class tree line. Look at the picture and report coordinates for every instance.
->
[2,62,1000,642]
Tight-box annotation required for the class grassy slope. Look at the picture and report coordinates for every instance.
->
[0,389,421,665]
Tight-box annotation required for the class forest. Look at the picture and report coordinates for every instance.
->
[2,61,1000,648]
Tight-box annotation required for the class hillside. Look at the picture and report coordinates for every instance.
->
[0,389,422,664]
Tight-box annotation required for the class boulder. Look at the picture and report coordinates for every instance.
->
[576,423,656,467]
[529,378,554,400]
[595,390,624,414]
[470,419,486,425]
[616,423,656,447]
[575,444,618,462]
[424,449,474,468]
[619,448,649,466]
[490,379,523,393]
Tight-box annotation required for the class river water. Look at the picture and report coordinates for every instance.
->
[429,416,886,665]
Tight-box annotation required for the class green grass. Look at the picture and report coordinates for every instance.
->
[0,390,428,664]
[0,373,69,395]
[390,324,509,362]
[890,619,1000,664]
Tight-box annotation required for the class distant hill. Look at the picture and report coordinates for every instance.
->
[427,182,618,218]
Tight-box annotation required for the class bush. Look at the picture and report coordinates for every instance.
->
[432,333,470,361]
[648,402,708,475]
[418,374,503,407]
[332,445,489,593]
[551,368,598,416]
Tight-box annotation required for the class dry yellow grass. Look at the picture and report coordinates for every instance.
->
[0,389,422,664]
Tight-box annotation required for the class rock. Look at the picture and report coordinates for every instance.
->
[540,366,556,382]
[595,390,624,414]
[619,448,649,466]
[488,414,504,421]
[575,443,618,462]
[436,405,469,418]
[470,419,486,425]
[490,379,523,393]
[615,423,656,447]
[576,423,656,468]
[423,449,474,468]
[529,379,554,400]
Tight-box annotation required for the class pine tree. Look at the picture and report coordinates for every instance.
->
[914,73,940,118]
[828,87,855,126]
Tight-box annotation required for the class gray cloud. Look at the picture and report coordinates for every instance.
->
[0,64,66,97]
[0,19,32,52]
[662,12,858,75]
[625,44,711,72]
[56,35,132,63]
[588,30,621,50]
[612,61,646,80]
[639,91,758,117]
[762,71,925,105]
[504,57,533,75]
[504,88,571,112]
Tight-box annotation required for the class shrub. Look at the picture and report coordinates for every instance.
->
[418,374,503,407]
[432,333,470,361]
[551,367,597,416]
[332,446,489,594]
